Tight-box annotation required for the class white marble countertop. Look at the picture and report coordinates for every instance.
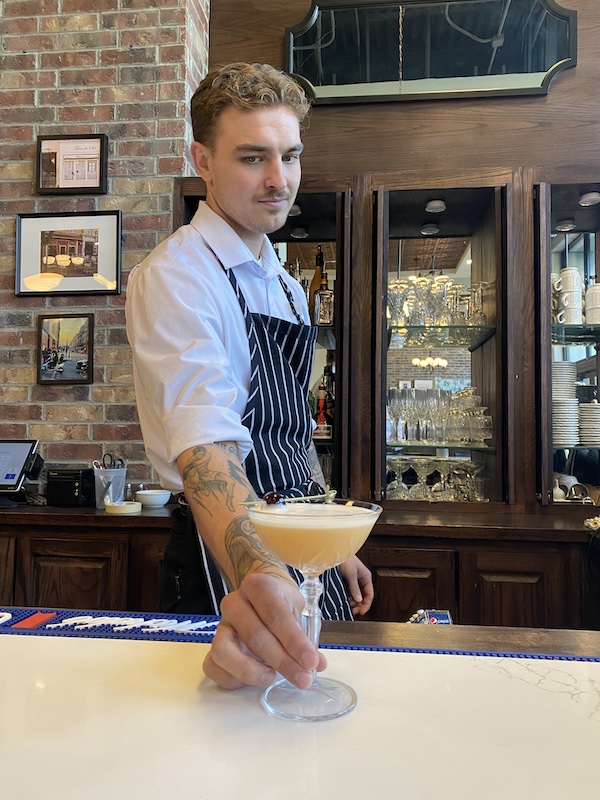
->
[2,626,599,799]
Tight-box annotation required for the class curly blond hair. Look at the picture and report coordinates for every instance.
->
[191,62,311,148]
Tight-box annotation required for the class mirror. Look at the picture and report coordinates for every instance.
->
[286,0,577,104]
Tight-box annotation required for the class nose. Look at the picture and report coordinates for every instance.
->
[265,159,287,190]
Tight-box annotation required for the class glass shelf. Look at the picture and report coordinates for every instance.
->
[553,444,600,450]
[551,324,600,346]
[389,325,495,350]
[387,442,495,453]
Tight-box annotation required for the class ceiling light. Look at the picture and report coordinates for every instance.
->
[411,355,447,369]
[425,199,446,213]
[288,203,302,217]
[555,219,576,232]
[579,192,600,207]
[290,227,309,239]
[420,223,439,236]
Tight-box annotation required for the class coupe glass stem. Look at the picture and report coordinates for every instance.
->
[301,574,323,685]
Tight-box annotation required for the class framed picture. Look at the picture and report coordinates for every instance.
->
[35,134,108,195]
[15,211,121,296]
[37,313,94,386]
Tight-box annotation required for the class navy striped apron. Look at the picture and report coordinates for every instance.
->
[193,267,352,621]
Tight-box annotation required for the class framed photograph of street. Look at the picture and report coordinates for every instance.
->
[15,210,121,296]
[37,313,94,386]
[35,134,108,195]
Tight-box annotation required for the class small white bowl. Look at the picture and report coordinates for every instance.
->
[135,489,171,507]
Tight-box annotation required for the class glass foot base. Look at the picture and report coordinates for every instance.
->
[261,676,357,722]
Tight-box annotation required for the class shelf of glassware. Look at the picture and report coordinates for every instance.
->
[387,443,496,453]
[390,325,496,351]
[551,325,600,346]
[385,453,490,502]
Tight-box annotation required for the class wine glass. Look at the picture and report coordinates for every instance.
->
[245,497,382,722]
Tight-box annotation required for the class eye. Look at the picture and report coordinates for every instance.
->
[243,156,261,163]
[283,154,300,163]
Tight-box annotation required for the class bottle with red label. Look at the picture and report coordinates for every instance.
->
[313,376,333,440]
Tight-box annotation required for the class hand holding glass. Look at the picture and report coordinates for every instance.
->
[245,498,381,722]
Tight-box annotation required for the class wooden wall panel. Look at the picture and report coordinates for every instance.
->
[209,1,600,183]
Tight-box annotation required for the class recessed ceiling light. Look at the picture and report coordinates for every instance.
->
[290,227,309,239]
[420,223,439,236]
[425,199,446,213]
[288,204,302,217]
[555,219,576,232]
[579,192,600,207]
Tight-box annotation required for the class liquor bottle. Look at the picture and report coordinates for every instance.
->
[301,277,310,305]
[313,377,333,440]
[313,271,334,325]
[308,244,324,320]
[293,258,302,282]
[323,364,335,421]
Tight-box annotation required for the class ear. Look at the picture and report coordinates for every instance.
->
[191,141,212,181]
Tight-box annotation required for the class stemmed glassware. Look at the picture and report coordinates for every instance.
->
[387,387,402,442]
[467,282,488,326]
[246,496,382,722]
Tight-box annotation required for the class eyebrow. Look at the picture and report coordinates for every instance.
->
[234,143,304,155]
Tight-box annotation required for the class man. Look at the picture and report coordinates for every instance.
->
[126,63,373,691]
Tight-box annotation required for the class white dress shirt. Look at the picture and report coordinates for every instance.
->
[125,202,311,492]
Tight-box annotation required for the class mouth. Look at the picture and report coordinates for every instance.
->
[258,196,290,209]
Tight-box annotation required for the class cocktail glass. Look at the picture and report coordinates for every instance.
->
[246,497,382,722]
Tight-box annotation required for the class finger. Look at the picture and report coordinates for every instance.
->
[203,620,278,689]
[247,590,323,687]
[345,574,363,607]
[220,578,323,688]
[358,572,374,613]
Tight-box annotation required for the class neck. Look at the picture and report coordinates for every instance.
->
[204,196,264,259]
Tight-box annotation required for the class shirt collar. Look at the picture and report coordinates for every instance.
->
[190,202,282,280]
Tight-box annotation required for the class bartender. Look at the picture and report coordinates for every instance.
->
[126,62,373,690]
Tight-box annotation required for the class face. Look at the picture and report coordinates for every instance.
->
[191,105,303,257]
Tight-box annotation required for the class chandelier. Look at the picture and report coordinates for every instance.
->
[411,354,448,370]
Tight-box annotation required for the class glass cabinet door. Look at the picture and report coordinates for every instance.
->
[539,182,600,506]
[270,189,351,494]
[381,186,505,504]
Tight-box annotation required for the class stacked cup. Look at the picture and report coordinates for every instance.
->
[585,283,600,325]
[554,267,583,325]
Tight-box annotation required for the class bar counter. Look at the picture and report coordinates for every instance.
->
[2,608,599,799]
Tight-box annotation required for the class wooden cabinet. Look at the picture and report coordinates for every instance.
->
[14,536,128,611]
[459,545,571,628]
[360,543,456,623]
[0,536,15,605]
[0,507,171,613]
[128,533,169,612]
[0,507,598,630]
[361,512,597,629]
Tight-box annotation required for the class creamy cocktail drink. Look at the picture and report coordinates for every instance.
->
[245,497,382,722]
[246,501,375,575]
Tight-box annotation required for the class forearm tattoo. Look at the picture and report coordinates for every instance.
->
[224,516,288,587]
[181,443,252,514]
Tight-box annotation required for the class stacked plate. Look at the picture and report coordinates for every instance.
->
[579,402,600,446]
[552,362,578,447]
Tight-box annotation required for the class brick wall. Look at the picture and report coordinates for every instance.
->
[0,0,209,488]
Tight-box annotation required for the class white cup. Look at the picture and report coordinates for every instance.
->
[558,474,578,491]
[586,307,600,324]
[558,290,583,309]
[555,268,582,293]
[586,284,600,308]
[556,307,583,324]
